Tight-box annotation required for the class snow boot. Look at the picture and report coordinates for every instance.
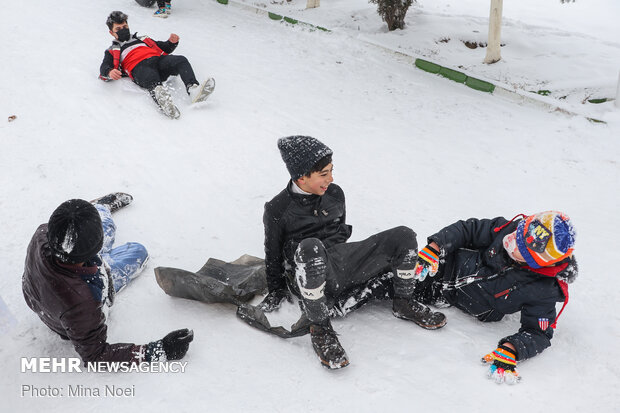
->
[150,85,180,119]
[91,192,133,213]
[187,78,216,104]
[153,7,168,18]
[165,3,172,14]
[309,320,349,370]
[392,297,447,330]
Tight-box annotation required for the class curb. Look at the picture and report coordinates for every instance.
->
[214,0,606,124]
[214,0,330,32]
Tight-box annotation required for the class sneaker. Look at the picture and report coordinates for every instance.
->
[392,297,447,330]
[187,78,216,104]
[91,193,133,213]
[150,85,180,119]
[309,321,349,369]
[165,3,172,14]
[153,7,168,18]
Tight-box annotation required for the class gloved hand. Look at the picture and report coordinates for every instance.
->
[414,245,440,281]
[258,288,289,312]
[481,344,521,384]
[146,328,194,362]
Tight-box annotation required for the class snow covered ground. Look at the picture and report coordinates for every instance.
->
[1,0,619,412]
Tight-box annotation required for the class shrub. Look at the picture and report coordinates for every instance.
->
[369,0,415,31]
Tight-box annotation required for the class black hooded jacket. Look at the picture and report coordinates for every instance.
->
[429,217,578,361]
[263,182,352,292]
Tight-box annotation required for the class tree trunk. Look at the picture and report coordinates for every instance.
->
[306,0,320,9]
[484,0,503,64]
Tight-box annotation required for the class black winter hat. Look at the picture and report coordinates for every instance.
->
[277,136,333,180]
[47,199,104,264]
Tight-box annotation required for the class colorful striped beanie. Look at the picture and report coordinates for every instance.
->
[515,211,575,268]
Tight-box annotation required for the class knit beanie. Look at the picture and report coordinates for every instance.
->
[47,199,104,264]
[515,211,575,268]
[277,136,333,180]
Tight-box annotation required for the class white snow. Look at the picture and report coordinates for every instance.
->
[1,0,619,411]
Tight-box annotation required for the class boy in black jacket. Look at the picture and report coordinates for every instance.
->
[261,136,446,369]
[412,211,577,384]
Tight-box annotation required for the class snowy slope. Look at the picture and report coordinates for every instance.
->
[1,0,619,412]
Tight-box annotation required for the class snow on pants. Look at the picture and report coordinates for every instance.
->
[294,226,418,324]
[131,55,198,91]
[95,205,149,293]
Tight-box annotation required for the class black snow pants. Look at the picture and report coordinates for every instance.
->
[294,226,418,324]
[131,55,198,91]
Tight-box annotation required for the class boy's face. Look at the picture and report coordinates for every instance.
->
[502,231,525,263]
[296,163,334,196]
[109,22,129,39]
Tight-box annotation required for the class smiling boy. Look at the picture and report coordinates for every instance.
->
[261,135,446,369]
[99,11,215,118]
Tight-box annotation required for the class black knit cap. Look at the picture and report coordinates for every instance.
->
[277,136,333,180]
[47,199,104,264]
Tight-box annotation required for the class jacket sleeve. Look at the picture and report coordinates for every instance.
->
[157,40,178,54]
[99,49,115,81]
[428,216,508,255]
[499,300,556,361]
[60,301,145,364]
[263,204,286,292]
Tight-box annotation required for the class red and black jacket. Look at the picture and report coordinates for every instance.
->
[99,33,178,80]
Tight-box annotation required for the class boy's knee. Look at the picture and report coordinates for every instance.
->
[394,226,417,246]
[126,242,149,263]
[295,238,325,264]
[295,238,327,289]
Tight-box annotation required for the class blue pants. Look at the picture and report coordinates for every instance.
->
[95,205,149,293]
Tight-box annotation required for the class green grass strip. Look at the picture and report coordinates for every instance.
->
[283,16,298,24]
[588,98,608,104]
[415,59,441,74]
[465,76,495,93]
[216,0,228,4]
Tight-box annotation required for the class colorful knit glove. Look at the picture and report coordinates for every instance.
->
[414,245,440,281]
[481,344,521,384]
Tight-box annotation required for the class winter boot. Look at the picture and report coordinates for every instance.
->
[91,192,133,213]
[150,85,180,119]
[392,297,447,330]
[309,320,349,369]
[187,78,216,104]
[165,3,172,14]
[153,7,168,18]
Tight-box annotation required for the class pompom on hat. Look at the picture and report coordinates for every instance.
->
[277,136,333,180]
[515,211,575,269]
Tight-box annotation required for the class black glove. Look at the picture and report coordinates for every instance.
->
[258,289,289,312]
[162,328,194,360]
[146,328,194,362]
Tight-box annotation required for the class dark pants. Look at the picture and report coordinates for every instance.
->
[131,55,197,91]
[157,0,170,8]
[294,226,418,323]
